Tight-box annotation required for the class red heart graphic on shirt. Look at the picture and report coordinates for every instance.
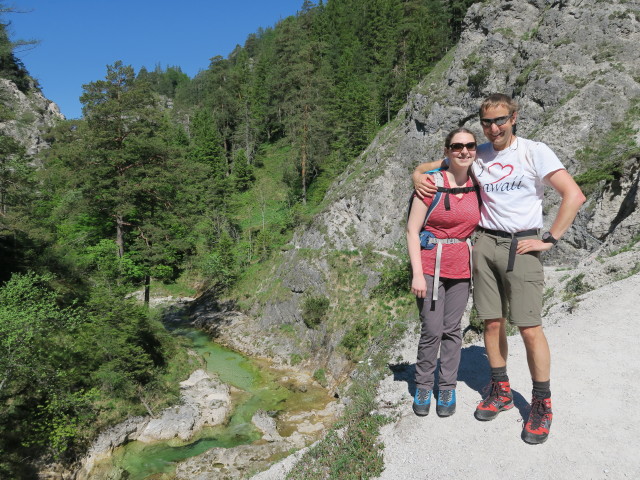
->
[487,163,514,183]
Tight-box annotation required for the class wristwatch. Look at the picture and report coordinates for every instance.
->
[541,231,558,245]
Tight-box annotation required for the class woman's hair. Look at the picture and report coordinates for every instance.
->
[479,93,519,116]
[444,127,477,148]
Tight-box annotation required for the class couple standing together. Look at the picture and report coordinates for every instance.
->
[406,93,586,444]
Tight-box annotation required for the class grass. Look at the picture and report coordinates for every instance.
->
[606,233,640,257]
[615,261,640,281]
[561,273,593,302]
[232,256,293,311]
[148,279,197,298]
[323,250,414,361]
[514,59,540,96]
[285,335,399,480]
[233,141,293,233]
[574,98,640,195]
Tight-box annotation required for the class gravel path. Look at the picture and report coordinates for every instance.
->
[374,272,640,480]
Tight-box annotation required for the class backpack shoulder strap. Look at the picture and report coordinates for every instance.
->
[406,167,445,224]
[422,172,443,228]
[470,169,483,208]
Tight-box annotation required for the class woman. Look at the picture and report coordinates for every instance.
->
[406,127,481,417]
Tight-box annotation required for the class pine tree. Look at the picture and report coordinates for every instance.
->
[43,62,187,302]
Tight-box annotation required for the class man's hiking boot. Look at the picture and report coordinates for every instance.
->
[522,396,553,444]
[474,380,513,421]
[436,389,456,417]
[412,388,431,416]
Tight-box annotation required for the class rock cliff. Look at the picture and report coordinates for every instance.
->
[0,77,63,155]
[296,0,639,256]
[202,0,640,383]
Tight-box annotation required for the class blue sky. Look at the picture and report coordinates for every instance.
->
[7,0,305,119]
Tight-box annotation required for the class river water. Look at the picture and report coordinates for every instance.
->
[96,328,333,479]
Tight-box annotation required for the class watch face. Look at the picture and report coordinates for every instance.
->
[542,232,556,244]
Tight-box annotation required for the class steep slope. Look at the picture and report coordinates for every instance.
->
[0,78,63,154]
[197,0,640,388]
[296,0,639,255]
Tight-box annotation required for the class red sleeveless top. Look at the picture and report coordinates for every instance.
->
[419,175,480,279]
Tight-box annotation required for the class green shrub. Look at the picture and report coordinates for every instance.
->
[341,319,370,358]
[302,296,330,329]
[574,100,640,195]
[562,273,593,301]
[280,324,295,334]
[313,368,327,387]
[371,260,411,299]
[467,305,483,333]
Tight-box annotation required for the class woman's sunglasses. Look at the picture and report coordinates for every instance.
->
[447,142,477,152]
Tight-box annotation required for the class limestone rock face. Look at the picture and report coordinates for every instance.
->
[174,443,294,480]
[136,369,230,443]
[0,78,64,156]
[288,0,640,314]
[294,0,640,258]
[74,416,148,480]
[251,410,282,442]
[585,157,640,251]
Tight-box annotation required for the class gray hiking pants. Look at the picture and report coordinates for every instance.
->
[415,275,469,390]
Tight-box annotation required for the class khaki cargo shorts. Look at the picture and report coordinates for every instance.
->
[472,230,544,327]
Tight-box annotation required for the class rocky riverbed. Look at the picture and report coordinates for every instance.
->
[75,368,232,479]
[70,321,342,480]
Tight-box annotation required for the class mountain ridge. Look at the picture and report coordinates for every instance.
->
[207,0,640,387]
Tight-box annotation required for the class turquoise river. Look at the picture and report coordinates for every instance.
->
[93,327,333,479]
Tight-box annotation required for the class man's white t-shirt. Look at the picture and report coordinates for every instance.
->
[471,137,565,233]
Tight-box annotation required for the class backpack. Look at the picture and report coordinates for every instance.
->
[408,168,481,249]
[408,167,481,300]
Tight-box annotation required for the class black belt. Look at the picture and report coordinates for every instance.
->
[479,227,539,272]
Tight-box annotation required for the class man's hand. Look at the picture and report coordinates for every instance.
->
[412,160,445,198]
[413,172,437,199]
[516,239,553,254]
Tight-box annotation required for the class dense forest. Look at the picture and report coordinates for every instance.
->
[0,0,476,476]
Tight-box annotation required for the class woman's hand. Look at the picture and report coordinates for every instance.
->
[411,274,428,298]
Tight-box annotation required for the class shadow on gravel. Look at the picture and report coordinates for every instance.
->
[388,362,417,396]
[388,346,529,419]
[458,345,529,419]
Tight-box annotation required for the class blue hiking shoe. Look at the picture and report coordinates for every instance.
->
[436,389,456,417]
[412,388,431,416]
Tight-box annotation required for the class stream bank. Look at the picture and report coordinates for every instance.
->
[74,302,342,480]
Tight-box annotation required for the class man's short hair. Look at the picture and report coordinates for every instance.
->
[479,93,519,116]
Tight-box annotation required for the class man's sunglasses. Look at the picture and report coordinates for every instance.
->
[447,142,477,152]
[480,115,512,127]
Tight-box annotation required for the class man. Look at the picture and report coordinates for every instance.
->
[412,93,585,444]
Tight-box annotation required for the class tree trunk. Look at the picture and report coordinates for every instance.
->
[116,215,125,258]
[244,102,252,163]
[301,104,309,205]
[144,274,150,306]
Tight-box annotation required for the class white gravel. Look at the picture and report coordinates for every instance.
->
[374,272,640,480]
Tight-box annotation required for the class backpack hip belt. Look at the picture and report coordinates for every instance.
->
[429,237,473,301]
